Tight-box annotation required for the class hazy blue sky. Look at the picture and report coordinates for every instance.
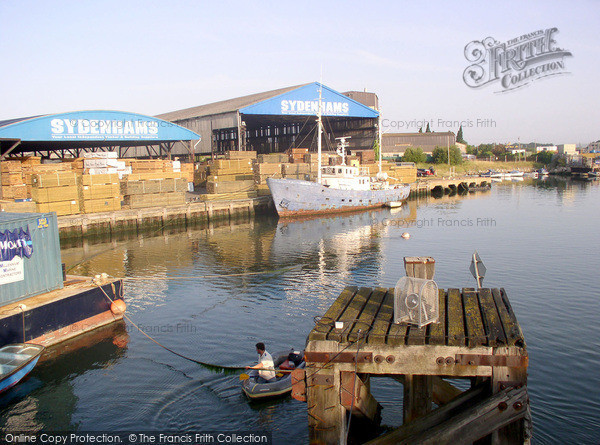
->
[1,0,598,145]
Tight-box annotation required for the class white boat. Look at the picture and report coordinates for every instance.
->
[384,201,404,208]
[268,86,410,217]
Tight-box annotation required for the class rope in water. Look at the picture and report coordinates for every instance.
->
[96,283,245,372]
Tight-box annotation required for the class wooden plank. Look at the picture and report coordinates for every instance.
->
[386,288,409,347]
[404,256,435,279]
[340,371,381,421]
[478,288,507,346]
[406,325,427,346]
[428,289,446,345]
[350,287,387,344]
[462,289,487,347]
[366,384,487,444]
[367,385,528,445]
[329,287,372,343]
[500,288,525,347]
[446,288,466,346]
[367,289,394,345]
[490,289,523,347]
[309,286,358,341]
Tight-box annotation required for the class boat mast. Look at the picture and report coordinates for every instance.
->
[378,105,383,173]
[317,83,323,184]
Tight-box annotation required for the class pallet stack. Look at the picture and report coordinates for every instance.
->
[32,172,80,216]
[79,174,122,213]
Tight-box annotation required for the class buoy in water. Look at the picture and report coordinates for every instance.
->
[111,299,126,315]
[401,232,410,239]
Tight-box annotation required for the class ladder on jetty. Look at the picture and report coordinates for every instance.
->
[292,257,530,444]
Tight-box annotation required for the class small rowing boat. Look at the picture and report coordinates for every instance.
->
[241,349,305,400]
[0,343,44,394]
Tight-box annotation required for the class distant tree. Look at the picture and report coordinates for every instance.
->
[457,125,464,143]
[418,127,423,133]
[432,145,463,165]
[402,147,427,164]
[536,150,554,165]
[373,138,380,161]
[492,144,506,158]
[425,123,431,133]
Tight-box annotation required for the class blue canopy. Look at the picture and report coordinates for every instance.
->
[239,82,379,118]
[0,110,200,142]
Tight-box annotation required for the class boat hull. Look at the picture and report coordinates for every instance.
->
[0,343,44,393]
[267,178,411,217]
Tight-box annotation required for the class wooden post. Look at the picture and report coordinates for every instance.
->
[402,256,435,423]
[306,341,346,445]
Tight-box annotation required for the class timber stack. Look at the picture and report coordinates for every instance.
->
[292,257,530,444]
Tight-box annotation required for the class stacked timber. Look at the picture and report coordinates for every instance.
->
[84,152,131,177]
[364,162,417,183]
[287,148,309,163]
[79,174,122,213]
[225,150,257,160]
[1,161,27,199]
[282,162,313,181]
[204,159,257,199]
[253,162,283,185]
[355,149,376,164]
[257,153,288,163]
[32,172,80,216]
[121,177,187,209]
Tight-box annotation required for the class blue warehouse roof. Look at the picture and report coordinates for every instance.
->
[0,110,200,142]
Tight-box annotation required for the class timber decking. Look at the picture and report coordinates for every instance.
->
[309,286,525,349]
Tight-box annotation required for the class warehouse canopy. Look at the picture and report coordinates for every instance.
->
[0,110,200,159]
[158,82,379,121]
[239,82,379,118]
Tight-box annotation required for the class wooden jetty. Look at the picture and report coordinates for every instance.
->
[292,257,530,444]
[410,177,491,197]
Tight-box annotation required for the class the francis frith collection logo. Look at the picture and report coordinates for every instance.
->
[463,27,572,93]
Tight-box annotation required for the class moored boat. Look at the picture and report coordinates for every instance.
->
[0,343,44,393]
[267,86,410,218]
[241,350,305,400]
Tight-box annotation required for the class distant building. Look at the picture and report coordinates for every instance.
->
[557,144,577,156]
[535,145,558,152]
[382,132,456,157]
[584,141,600,153]
[510,149,527,154]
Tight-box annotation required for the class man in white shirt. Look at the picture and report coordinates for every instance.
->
[246,342,276,383]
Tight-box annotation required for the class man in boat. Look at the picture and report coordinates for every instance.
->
[246,342,276,383]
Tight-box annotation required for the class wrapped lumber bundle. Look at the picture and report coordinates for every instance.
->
[387,165,417,183]
[206,179,255,194]
[355,150,376,164]
[180,162,194,183]
[123,192,186,209]
[1,160,27,199]
[121,177,187,209]
[22,162,72,197]
[198,191,258,201]
[253,161,282,184]
[0,200,37,212]
[257,153,288,163]
[208,159,253,176]
[79,174,122,213]
[193,164,209,188]
[287,148,309,163]
[31,172,80,216]
[225,150,257,160]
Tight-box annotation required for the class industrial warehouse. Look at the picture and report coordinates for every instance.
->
[157,82,380,156]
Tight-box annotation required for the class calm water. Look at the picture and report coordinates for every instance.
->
[1,178,599,444]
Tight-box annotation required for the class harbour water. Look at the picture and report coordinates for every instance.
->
[1,178,599,444]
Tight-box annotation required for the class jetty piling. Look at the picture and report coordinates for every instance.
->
[293,256,529,444]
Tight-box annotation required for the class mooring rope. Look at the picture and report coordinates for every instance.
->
[95,283,245,373]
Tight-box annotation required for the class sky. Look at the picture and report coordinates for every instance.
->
[1,0,598,146]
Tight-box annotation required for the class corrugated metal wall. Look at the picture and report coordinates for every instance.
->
[0,212,63,305]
